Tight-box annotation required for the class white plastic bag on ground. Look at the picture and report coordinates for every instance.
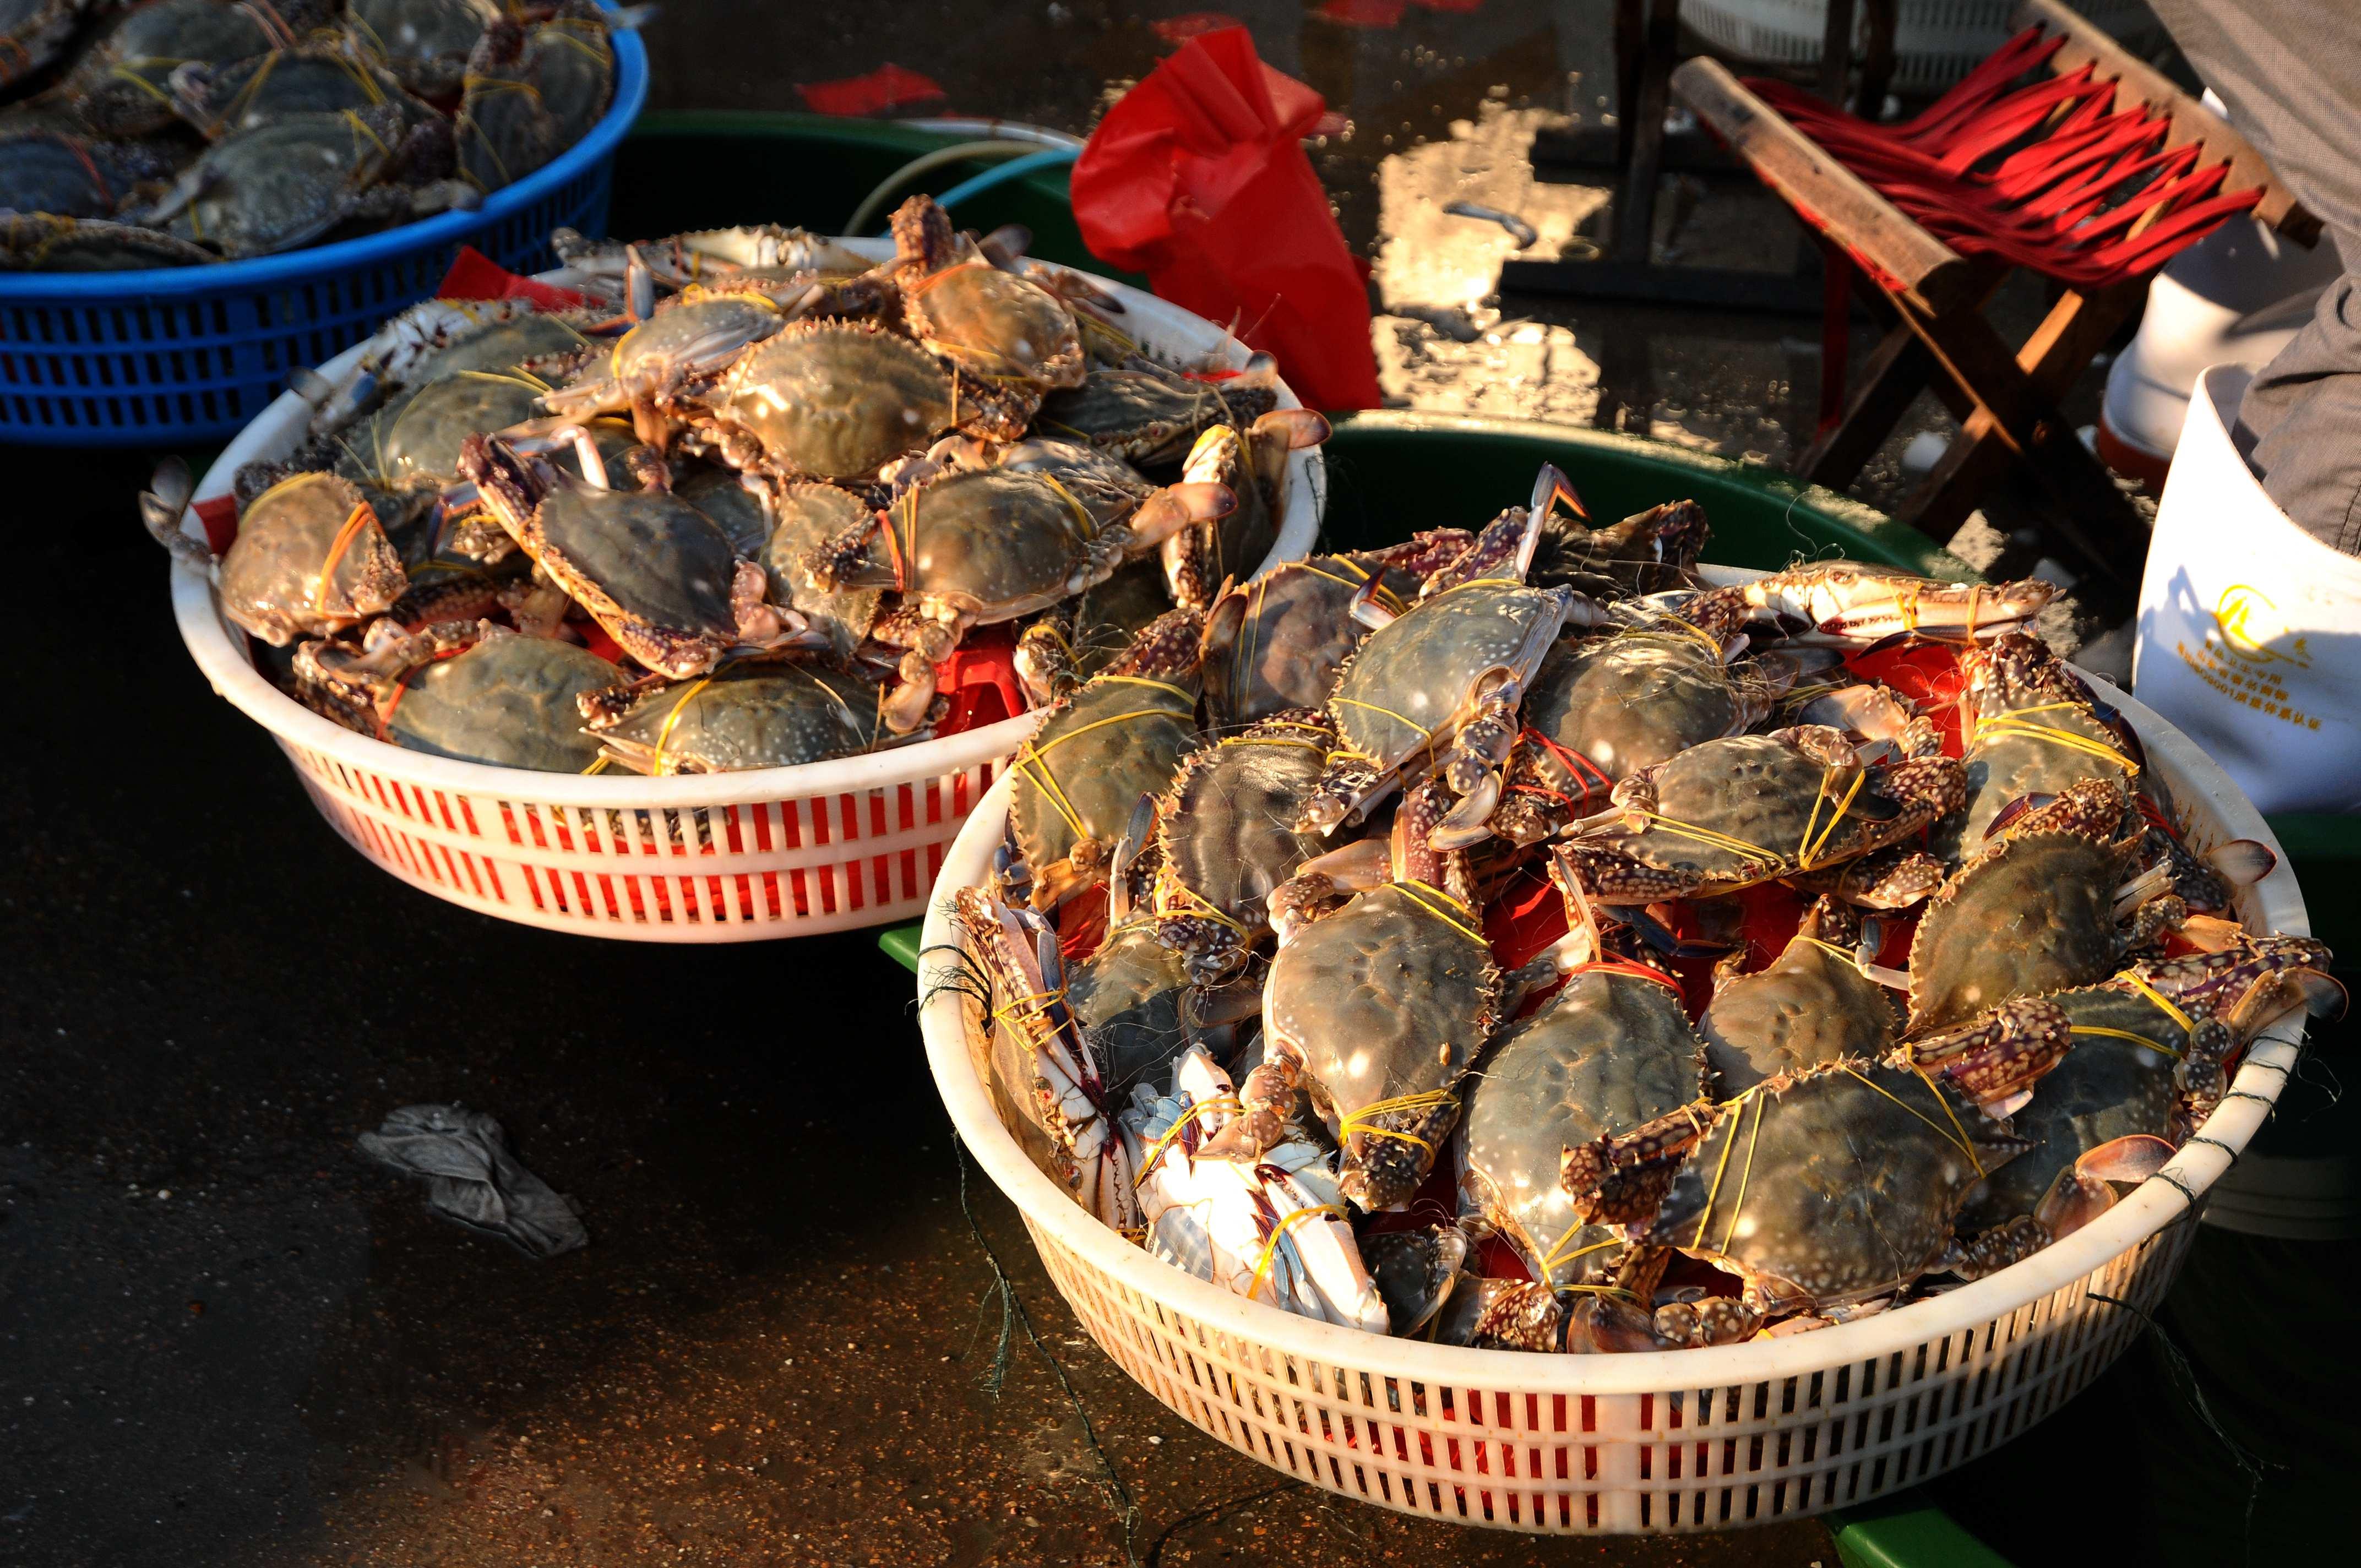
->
[2133,364,2361,814]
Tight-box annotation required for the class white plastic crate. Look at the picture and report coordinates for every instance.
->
[1684,0,2168,95]
[917,588,2315,1532]
[167,242,1320,940]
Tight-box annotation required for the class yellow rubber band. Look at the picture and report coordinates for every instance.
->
[1796,766,1869,871]
[1092,674,1194,702]
[1131,1095,1242,1188]
[1717,1090,1769,1255]
[2119,971,2197,1036]
[1691,1087,1756,1250]
[644,677,714,775]
[1012,705,1184,840]
[1840,1065,1983,1177]
[1537,1228,1622,1279]
[1330,695,1435,749]
[1628,811,1783,877]
[1971,711,2137,775]
[1247,1204,1347,1305]
[2071,1024,2182,1061]
[1337,1085,1459,1157]
[1391,880,1488,948]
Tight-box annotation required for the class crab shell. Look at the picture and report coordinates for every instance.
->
[1064,558,1178,683]
[1932,629,2136,865]
[1530,628,1759,785]
[1362,1227,1471,1337]
[349,0,496,100]
[1702,932,1900,1094]
[177,45,433,140]
[1571,731,1965,902]
[1068,921,1201,1101]
[1620,1061,2026,1315]
[1461,967,1705,1287]
[1201,554,1407,728]
[74,0,315,135]
[673,462,775,559]
[1152,711,1341,974]
[1907,830,2142,1032]
[1007,641,1203,908]
[706,320,965,482]
[156,106,414,258]
[336,371,551,491]
[886,469,1112,622]
[372,633,618,771]
[219,471,408,645]
[1033,367,1269,466]
[1264,880,1502,1211]
[753,481,877,657]
[0,214,214,270]
[1528,498,1710,597]
[465,440,747,680]
[584,663,907,775]
[1325,582,1571,794]
[900,258,1086,389]
[0,0,88,94]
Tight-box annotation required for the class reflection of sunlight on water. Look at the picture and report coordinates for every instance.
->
[1372,104,1605,422]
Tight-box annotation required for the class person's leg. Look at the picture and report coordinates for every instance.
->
[2238,274,2361,553]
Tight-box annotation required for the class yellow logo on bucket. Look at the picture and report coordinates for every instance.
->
[2213,583,2311,668]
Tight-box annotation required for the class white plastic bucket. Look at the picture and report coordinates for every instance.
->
[2132,364,2361,815]
[918,585,2315,1532]
[167,242,1321,940]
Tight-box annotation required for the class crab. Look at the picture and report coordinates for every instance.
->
[0,214,213,270]
[0,0,96,95]
[171,41,434,140]
[347,0,498,101]
[290,297,590,439]
[1559,1058,2030,1341]
[1700,897,1901,1094]
[454,4,617,194]
[1555,717,1967,908]
[333,367,556,502]
[1675,561,2056,647]
[1002,609,1205,911]
[1460,867,1706,1293]
[1934,628,2138,864]
[1160,410,1330,609]
[1198,547,1435,728]
[807,464,1228,732]
[747,478,877,658]
[536,287,807,448]
[1013,557,1174,705]
[578,660,921,775]
[945,888,1140,1230]
[551,223,875,296]
[1906,780,2190,1033]
[0,128,179,221]
[1489,620,1792,847]
[1941,934,2337,1276]
[143,461,409,646]
[1527,497,1710,598]
[1031,357,1280,466]
[63,0,331,138]
[1297,467,1596,847]
[1123,1046,1391,1332]
[1200,777,1504,1212]
[1145,708,1351,983]
[885,193,1085,407]
[293,617,619,771]
[460,433,810,680]
[142,106,479,258]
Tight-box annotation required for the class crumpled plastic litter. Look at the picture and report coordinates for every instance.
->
[1070,26,1381,411]
[358,1105,589,1259]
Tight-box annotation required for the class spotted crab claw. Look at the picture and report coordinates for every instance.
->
[1943,1133,2177,1280]
[140,456,214,571]
[1898,995,2075,1114]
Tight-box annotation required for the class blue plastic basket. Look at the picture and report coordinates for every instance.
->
[0,14,647,447]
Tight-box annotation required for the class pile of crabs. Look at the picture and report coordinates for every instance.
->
[942,466,2340,1354]
[2,0,625,268]
[145,193,1320,776]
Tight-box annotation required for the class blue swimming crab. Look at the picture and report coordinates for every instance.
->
[1201,777,1504,1212]
[1032,356,1281,467]
[293,616,618,771]
[1673,561,2056,647]
[143,460,409,646]
[1161,410,1330,610]
[1197,543,1449,728]
[1700,896,1900,1094]
[578,660,924,774]
[1297,466,1599,848]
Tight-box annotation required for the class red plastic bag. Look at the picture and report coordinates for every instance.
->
[434,246,590,310]
[1070,26,1380,412]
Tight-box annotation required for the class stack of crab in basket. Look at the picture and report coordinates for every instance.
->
[942,465,2343,1354]
[2,0,628,267]
[143,193,1325,775]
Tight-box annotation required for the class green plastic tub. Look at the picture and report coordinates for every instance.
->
[608,111,1132,281]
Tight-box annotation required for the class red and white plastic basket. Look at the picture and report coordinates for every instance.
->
[167,241,1320,940]
[917,603,2315,1532]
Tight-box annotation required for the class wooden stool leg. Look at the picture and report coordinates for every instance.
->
[1892,286,2150,581]
[1614,0,1681,265]
[1796,322,1934,487]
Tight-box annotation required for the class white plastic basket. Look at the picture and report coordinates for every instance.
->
[167,242,1320,941]
[917,610,2313,1533]
[1684,0,2167,96]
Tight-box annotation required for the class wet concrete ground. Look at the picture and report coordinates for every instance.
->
[8,4,2342,1566]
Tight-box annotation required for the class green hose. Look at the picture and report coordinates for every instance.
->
[844,140,1046,237]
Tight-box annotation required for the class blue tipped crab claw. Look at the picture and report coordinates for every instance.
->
[1531,461,1587,526]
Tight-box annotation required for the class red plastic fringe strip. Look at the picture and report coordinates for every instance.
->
[1746,27,2261,290]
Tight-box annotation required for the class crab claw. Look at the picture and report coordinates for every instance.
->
[140,456,215,570]
[1530,461,1587,525]
[1127,481,1233,551]
[1195,1057,1299,1165]
[2035,1133,2177,1239]
[1252,407,1332,450]
[1901,995,2073,1112]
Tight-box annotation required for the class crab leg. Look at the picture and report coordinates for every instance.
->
[1898,995,2074,1114]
